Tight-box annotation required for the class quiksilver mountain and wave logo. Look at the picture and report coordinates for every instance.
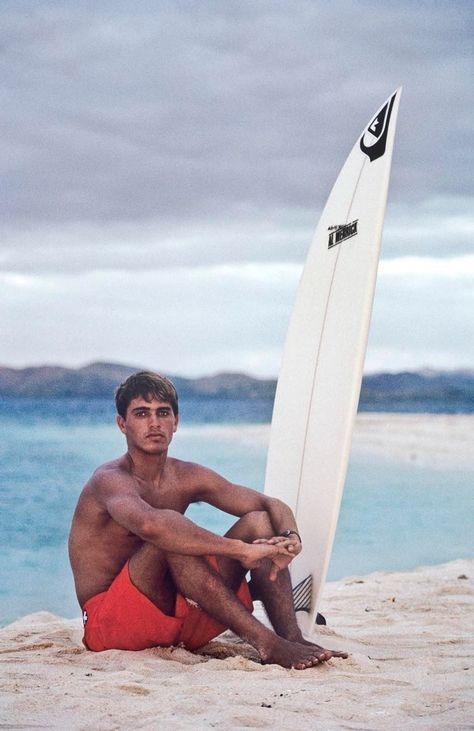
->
[328,219,358,249]
[360,92,396,162]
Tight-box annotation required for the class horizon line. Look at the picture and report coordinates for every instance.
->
[0,360,473,380]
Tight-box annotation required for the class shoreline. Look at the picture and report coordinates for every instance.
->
[351,412,474,469]
[179,412,474,470]
[1,558,472,729]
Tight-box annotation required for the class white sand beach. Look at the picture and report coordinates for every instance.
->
[1,558,472,730]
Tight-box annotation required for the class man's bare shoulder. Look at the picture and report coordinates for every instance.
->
[166,456,209,477]
[91,454,130,478]
[167,457,228,494]
[167,457,207,477]
[84,455,137,498]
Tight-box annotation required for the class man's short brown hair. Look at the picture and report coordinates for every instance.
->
[115,371,179,418]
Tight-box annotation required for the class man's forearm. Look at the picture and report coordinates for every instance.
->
[264,498,300,540]
[141,508,247,558]
[139,508,292,569]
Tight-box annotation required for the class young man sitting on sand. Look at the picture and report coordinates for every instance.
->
[69,371,348,669]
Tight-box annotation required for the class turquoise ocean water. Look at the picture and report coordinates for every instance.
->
[0,398,472,626]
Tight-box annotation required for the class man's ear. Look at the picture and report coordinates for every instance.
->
[116,414,126,434]
[173,414,179,433]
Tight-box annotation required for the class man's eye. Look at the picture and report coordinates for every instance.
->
[158,409,170,417]
[136,410,148,417]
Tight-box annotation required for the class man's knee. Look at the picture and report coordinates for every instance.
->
[247,510,273,534]
[129,542,169,578]
[228,510,273,541]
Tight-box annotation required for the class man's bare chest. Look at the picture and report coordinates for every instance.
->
[137,476,192,514]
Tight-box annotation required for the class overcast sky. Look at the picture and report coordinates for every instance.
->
[1,0,473,377]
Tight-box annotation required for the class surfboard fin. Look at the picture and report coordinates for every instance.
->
[292,575,312,612]
[292,576,327,624]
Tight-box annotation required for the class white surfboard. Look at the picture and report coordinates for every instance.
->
[264,88,402,636]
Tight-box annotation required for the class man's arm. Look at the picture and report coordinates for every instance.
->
[193,465,303,576]
[194,465,300,535]
[94,468,293,570]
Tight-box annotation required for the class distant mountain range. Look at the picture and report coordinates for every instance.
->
[0,362,472,412]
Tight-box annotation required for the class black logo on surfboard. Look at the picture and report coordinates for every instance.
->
[360,92,396,162]
[328,219,358,249]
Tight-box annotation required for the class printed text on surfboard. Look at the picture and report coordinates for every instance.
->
[327,219,358,249]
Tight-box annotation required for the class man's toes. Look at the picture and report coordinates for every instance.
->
[330,649,348,659]
[294,652,319,669]
[293,660,310,670]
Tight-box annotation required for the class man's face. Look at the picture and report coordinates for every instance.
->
[116,396,179,455]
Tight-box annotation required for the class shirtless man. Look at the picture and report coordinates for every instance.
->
[69,371,347,669]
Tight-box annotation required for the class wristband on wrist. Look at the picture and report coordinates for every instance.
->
[280,529,302,543]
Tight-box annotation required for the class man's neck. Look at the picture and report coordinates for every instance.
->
[125,448,168,484]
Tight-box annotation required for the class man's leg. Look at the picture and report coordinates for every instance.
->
[165,550,337,669]
[128,517,347,668]
[223,511,302,640]
[222,511,346,661]
[128,541,176,615]
[129,541,322,668]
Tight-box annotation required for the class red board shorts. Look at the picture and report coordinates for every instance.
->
[82,556,253,652]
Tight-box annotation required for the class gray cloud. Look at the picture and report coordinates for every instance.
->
[1,2,472,374]
[2,0,473,271]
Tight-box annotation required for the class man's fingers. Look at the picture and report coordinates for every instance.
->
[253,537,294,549]
[253,537,284,545]
[269,563,279,581]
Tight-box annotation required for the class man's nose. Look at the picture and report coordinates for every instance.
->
[148,412,160,426]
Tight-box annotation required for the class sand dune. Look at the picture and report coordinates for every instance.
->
[1,558,472,730]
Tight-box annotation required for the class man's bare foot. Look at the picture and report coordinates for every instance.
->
[259,635,346,669]
[303,641,348,661]
[298,637,348,661]
[283,629,348,662]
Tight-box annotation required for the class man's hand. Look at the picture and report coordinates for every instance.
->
[238,540,294,575]
[252,535,302,581]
